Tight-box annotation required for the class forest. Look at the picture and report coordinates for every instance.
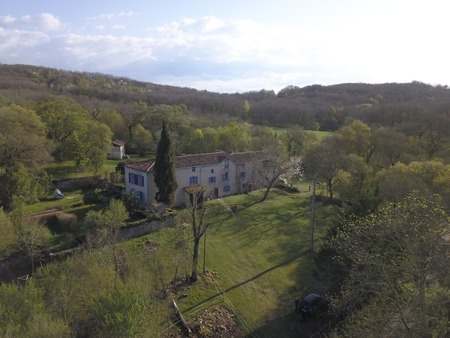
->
[0,63,449,337]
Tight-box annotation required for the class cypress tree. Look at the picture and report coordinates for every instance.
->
[153,120,178,206]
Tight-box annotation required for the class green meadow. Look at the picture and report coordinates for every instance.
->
[126,188,336,337]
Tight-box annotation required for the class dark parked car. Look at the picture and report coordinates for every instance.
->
[295,293,329,318]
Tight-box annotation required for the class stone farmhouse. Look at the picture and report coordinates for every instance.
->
[124,150,272,207]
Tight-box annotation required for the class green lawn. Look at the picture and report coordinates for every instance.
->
[22,178,335,336]
[171,189,336,337]
[44,159,127,180]
[22,190,85,214]
[307,130,333,141]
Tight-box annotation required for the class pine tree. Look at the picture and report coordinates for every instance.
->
[153,120,178,206]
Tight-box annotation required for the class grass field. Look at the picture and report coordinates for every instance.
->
[307,130,333,141]
[131,188,336,337]
[43,157,150,181]
[23,161,336,336]
[270,127,333,142]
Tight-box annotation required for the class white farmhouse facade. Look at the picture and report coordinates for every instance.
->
[124,150,272,207]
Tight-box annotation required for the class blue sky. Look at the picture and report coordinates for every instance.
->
[1,0,449,93]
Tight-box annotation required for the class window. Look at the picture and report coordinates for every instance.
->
[189,176,199,185]
[192,167,196,172]
[211,169,214,174]
[128,173,144,187]
[223,185,231,192]
[208,176,216,183]
[240,172,246,179]
[223,172,229,181]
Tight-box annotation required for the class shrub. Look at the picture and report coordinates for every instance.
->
[121,193,141,216]
[83,190,99,206]
[46,212,78,233]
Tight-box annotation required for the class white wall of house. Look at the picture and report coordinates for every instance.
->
[235,162,262,194]
[109,145,125,160]
[174,159,237,206]
[124,151,270,207]
[124,167,156,204]
[235,163,249,194]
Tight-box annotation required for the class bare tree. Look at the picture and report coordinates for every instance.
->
[253,149,303,202]
[118,102,148,142]
[186,187,211,282]
[303,137,345,199]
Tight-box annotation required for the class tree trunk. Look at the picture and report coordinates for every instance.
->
[327,179,333,199]
[309,178,316,251]
[127,125,133,142]
[190,236,201,282]
[260,186,271,202]
[417,274,427,327]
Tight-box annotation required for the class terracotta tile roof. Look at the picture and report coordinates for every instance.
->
[175,151,229,168]
[228,149,273,164]
[125,150,272,172]
[126,160,154,172]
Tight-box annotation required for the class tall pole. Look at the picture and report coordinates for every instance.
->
[203,227,207,274]
[309,177,316,252]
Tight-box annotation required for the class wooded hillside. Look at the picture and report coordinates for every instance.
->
[2,64,450,131]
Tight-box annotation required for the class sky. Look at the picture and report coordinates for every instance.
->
[1,0,449,93]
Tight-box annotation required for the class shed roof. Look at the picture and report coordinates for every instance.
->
[112,139,125,147]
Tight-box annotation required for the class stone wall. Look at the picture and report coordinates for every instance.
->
[119,216,176,240]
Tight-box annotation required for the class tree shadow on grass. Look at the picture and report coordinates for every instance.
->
[183,250,310,315]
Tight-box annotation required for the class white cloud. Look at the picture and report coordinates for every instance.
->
[0,14,373,91]
[145,16,319,68]
[0,15,17,25]
[62,34,156,69]
[92,11,138,21]
[0,28,50,50]
[37,13,62,31]
[111,25,126,30]
[0,4,449,93]
[0,13,62,31]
